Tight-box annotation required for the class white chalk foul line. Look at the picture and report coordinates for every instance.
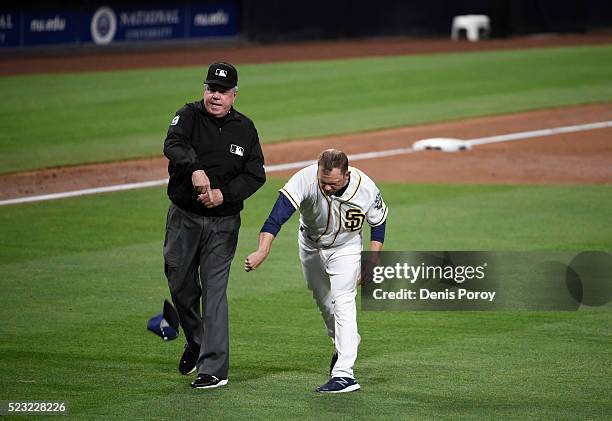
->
[0,179,169,206]
[1,120,610,206]
[266,147,416,173]
[465,120,612,146]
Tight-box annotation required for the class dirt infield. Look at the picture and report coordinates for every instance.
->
[1,102,611,200]
[1,34,611,201]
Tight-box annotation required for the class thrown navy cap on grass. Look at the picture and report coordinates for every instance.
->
[147,299,180,341]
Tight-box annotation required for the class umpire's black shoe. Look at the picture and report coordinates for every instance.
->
[329,351,338,376]
[178,344,197,375]
[191,373,228,389]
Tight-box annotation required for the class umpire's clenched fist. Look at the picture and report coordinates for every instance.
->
[191,170,210,194]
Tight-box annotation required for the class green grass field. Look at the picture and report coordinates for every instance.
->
[1,42,611,419]
[1,44,612,173]
[1,180,611,419]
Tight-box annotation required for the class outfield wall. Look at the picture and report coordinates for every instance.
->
[0,1,240,49]
[1,0,611,51]
[243,0,612,42]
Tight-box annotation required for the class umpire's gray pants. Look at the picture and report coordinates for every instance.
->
[163,203,240,379]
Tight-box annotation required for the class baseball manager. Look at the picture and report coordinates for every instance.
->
[163,62,266,389]
[245,149,388,393]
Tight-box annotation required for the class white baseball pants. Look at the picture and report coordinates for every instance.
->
[298,236,362,379]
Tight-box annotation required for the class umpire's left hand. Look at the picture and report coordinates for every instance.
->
[198,189,224,208]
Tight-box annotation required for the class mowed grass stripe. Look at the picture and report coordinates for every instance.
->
[1,45,612,173]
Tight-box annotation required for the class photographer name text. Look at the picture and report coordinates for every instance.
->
[372,288,496,302]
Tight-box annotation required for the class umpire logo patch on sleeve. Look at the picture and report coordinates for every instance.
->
[230,144,244,157]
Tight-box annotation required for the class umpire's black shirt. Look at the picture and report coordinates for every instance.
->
[163,100,266,217]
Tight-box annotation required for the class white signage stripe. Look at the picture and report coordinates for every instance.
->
[1,120,610,206]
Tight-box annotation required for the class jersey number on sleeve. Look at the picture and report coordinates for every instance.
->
[344,209,365,231]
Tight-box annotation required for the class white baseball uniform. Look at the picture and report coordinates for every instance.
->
[280,164,388,378]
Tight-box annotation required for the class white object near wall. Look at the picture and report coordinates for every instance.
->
[451,15,491,42]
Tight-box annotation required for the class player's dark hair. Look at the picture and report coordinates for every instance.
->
[318,149,348,173]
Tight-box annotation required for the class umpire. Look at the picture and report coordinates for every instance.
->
[163,62,266,389]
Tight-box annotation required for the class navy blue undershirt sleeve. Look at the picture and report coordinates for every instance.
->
[370,221,386,243]
[261,193,297,236]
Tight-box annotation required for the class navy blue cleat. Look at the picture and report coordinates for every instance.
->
[315,377,360,393]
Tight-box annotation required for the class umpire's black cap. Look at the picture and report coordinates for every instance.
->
[205,62,238,88]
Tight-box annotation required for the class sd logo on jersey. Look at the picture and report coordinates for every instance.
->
[344,209,365,231]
